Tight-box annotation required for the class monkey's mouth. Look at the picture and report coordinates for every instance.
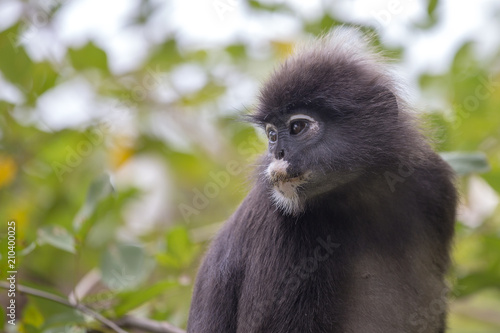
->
[268,172,309,216]
[269,171,307,186]
[265,160,310,215]
[266,159,310,188]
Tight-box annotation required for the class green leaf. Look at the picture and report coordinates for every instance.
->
[42,326,86,333]
[167,227,191,258]
[148,39,182,71]
[23,302,44,328]
[0,25,58,105]
[455,271,500,298]
[37,225,75,253]
[304,14,339,36]
[450,42,478,81]
[100,243,154,291]
[179,81,226,106]
[226,44,247,59]
[163,150,212,184]
[24,325,41,333]
[0,305,4,327]
[248,0,289,12]
[440,152,490,175]
[73,173,114,234]
[427,0,439,16]
[157,226,199,269]
[27,62,59,105]
[68,42,109,73]
[0,25,32,90]
[113,280,179,317]
[41,310,85,329]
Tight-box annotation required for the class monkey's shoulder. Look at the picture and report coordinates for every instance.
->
[205,185,273,254]
[411,155,457,218]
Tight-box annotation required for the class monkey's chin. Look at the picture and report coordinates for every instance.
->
[270,180,306,216]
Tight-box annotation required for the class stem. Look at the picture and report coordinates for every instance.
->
[0,282,186,333]
[117,316,186,333]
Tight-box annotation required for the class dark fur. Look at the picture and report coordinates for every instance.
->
[187,29,457,333]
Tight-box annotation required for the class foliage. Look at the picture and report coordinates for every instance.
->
[0,0,499,332]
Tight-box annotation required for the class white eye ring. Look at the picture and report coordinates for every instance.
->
[265,124,278,143]
[288,114,319,133]
[288,114,316,124]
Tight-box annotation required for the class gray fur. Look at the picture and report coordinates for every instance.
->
[187,28,457,333]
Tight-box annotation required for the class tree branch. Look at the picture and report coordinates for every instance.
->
[0,281,127,333]
[116,316,186,333]
[0,282,186,333]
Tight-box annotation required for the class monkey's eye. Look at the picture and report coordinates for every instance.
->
[267,129,277,143]
[290,120,307,135]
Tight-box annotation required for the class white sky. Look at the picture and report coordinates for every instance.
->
[0,0,499,129]
[1,0,498,230]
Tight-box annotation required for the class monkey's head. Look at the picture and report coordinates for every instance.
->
[250,29,423,216]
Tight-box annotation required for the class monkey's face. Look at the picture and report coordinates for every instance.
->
[262,111,361,216]
[255,48,405,216]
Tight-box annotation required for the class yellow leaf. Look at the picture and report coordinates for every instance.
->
[271,41,295,60]
[0,155,17,188]
[22,303,44,328]
[8,207,28,242]
[109,137,134,170]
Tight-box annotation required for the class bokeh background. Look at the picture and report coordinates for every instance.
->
[0,0,500,332]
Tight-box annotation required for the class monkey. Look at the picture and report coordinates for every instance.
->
[186,28,457,333]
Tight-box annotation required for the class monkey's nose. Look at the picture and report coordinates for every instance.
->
[277,149,285,160]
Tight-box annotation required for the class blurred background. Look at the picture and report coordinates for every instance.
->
[0,0,499,332]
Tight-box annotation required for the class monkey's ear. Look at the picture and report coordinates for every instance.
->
[371,85,399,118]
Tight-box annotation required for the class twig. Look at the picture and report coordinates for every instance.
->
[68,268,101,305]
[0,282,186,333]
[117,316,186,333]
[0,281,127,332]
